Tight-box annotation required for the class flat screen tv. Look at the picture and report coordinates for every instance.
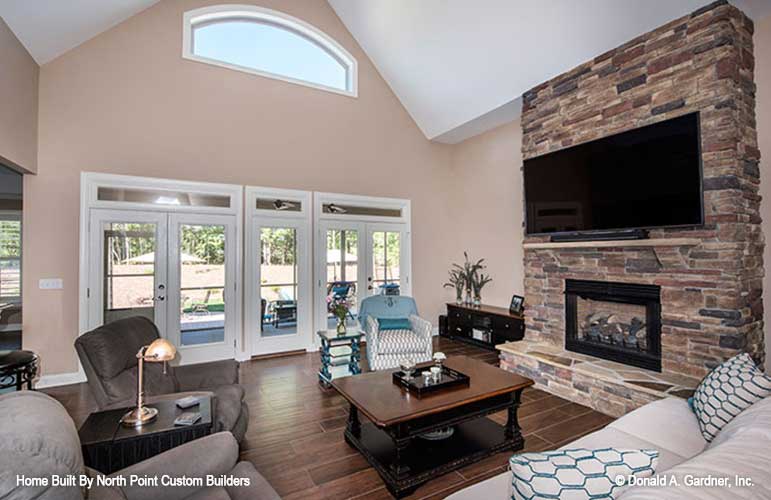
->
[524,112,703,236]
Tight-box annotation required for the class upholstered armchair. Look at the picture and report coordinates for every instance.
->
[0,391,278,500]
[75,316,248,443]
[359,295,433,370]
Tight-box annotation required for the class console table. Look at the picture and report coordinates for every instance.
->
[443,303,524,350]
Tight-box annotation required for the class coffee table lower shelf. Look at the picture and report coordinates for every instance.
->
[345,415,523,498]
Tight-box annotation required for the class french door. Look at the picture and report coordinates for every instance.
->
[86,209,237,364]
[315,221,411,333]
[249,216,311,355]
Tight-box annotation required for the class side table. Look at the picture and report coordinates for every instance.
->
[318,329,362,387]
[0,350,39,390]
[79,396,213,474]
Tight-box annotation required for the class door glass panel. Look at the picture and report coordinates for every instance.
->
[371,231,400,295]
[179,224,226,345]
[260,227,298,337]
[103,223,157,324]
[325,229,358,329]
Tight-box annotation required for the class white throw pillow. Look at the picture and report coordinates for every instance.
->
[509,448,659,500]
[692,353,771,442]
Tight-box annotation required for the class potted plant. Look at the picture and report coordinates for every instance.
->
[443,268,466,304]
[470,271,493,307]
[445,252,491,306]
[327,296,351,335]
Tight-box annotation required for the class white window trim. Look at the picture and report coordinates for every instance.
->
[182,4,358,98]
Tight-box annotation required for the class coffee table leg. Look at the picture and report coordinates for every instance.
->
[347,404,361,438]
[505,389,524,445]
[389,425,411,481]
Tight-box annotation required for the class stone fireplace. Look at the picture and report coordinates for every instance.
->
[565,279,662,372]
[498,1,764,417]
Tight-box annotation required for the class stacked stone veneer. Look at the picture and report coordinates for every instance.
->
[518,1,763,379]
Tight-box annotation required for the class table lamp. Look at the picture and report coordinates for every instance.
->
[121,338,177,427]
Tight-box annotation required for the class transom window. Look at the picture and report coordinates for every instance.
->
[183,5,357,97]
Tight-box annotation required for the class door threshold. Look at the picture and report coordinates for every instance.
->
[251,349,308,360]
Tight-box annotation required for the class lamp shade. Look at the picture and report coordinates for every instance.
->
[144,338,176,362]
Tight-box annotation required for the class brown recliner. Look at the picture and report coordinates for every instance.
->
[75,316,248,443]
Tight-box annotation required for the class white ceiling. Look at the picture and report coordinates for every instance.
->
[0,0,160,65]
[1,1,770,143]
[329,0,771,143]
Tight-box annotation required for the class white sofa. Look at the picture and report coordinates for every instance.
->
[448,396,771,499]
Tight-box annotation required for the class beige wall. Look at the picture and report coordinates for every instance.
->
[757,14,771,371]
[0,17,38,173]
[448,120,525,308]
[24,0,457,375]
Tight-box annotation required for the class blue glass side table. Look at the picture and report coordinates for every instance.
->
[317,329,363,387]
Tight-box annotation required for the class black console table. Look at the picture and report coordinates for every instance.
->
[443,303,524,350]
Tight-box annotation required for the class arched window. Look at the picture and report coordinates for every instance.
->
[183,5,357,97]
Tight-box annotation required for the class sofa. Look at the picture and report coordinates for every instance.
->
[448,396,771,499]
[75,316,248,442]
[0,391,278,500]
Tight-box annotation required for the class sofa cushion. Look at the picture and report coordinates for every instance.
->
[184,487,232,500]
[509,448,658,500]
[376,329,426,355]
[607,397,706,459]
[0,392,84,500]
[692,353,771,442]
[225,462,281,500]
[708,395,771,449]
[565,427,687,472]
[618,428,771,499]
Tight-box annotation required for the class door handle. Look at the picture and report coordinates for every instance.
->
[156,296,165,301]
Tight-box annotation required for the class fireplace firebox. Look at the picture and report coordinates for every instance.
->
[565,279,661,372]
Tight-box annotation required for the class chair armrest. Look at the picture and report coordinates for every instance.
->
[175,359,239,391]
[365,316,379,353]
[111,432,239,500]
[409,315,433,339]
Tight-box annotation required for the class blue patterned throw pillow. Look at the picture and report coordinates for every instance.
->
[510,448,658,500]
[692,353,771,442]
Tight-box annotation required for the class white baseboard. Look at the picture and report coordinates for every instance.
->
[36,370,86,389]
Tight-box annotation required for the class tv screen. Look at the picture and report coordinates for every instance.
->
[524,112,703,235]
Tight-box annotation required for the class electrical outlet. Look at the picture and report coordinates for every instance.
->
[39,278,63,290]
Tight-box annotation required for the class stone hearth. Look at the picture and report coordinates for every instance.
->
[499,341,698,418]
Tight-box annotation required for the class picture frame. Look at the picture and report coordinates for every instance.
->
[509,294,525,315]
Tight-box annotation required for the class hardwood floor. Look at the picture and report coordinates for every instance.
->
[42,337,614,499]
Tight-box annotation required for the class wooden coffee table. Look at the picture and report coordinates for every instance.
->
[331,355,533,498]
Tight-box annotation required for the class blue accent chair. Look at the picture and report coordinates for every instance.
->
[358,295,433,370]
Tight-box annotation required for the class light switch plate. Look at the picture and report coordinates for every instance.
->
[39,278,63,290]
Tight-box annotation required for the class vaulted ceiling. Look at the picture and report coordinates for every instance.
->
[328,0,771,142]
[1,0,769,143]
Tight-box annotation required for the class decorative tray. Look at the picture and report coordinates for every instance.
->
[392,364,470,397]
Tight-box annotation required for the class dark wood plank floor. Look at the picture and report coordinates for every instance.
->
[43,337,614,499]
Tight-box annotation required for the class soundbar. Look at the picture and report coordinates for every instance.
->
[550,228,649,243]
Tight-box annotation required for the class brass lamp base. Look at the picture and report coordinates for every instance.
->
[121,405,159,427]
